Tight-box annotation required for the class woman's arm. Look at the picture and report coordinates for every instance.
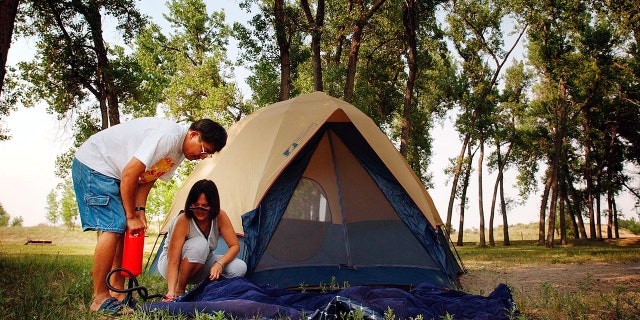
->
[165,215,188,299]
[209,210,240,280]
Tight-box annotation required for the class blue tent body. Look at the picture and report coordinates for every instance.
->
[241,122,461,289]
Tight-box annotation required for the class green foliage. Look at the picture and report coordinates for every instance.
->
[45,190,60,226]
[15,0,146,123]
[52,179,79,230]
[618,218,640,235]
[10,216,23,227]
[133,0,240,125]
[0,67,20,140]
[0,202,9,226]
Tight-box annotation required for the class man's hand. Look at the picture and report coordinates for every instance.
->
[126,216,146,235]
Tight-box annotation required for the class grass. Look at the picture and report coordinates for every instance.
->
[1,225,639,319]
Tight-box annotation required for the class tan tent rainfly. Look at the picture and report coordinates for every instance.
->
[161,91,442,234]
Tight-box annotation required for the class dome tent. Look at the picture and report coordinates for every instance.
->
[154,91,462,289]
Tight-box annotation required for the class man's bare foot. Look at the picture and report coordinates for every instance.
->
[90,297,134,315]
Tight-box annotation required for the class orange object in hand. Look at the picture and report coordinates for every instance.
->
[121,229,145,277]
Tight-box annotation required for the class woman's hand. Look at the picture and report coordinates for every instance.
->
[209,261,224,280]
[163,291,177,302]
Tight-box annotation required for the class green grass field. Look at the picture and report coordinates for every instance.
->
[1,225,639,319]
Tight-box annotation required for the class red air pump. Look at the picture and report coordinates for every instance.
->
[107,229,164,308]
[121,229,145,277]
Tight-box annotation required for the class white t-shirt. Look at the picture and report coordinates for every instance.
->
[75,117,188,183]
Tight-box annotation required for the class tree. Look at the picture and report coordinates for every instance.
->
[45,189,59,226]
[10,216,23,227]
[0,202,9,226]
[487,61,532,246]
[14,0,146,140]
[135,0,245,124]
[0,0,19,99]
[57,179,78,230]
[341,0,388,103]
[235,0,308,105]
[300,0,325,92]
[0,0,19,140]
[444,0,526,245]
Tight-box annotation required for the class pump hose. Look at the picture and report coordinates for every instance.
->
[106,268,165,306]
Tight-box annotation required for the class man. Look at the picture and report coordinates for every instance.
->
[71,117,227,315]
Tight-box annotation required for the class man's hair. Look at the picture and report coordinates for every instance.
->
[190,119,227,153]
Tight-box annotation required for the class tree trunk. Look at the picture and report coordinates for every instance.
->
[546,178,558,248]
[539,171,552,245]
[343,0,386,102]
[274,0,291,101]
[478,132,486,247]
[489,143,502,247]
[585,140,597,239]
[569,182,589,239]
[0,0,19,99]
[559,184,567,245]
[88,7,120,127]
[457,143,473,246]
[596,175,602,240]
[613,198,619,238]
[399,0,418,157]
[489,185,496,247]
[607,189,613,239]
[559,154,568,245]
[300,0,324,92]
[545,128,562,248]
[500,176,510,246]
[447,133,470,235]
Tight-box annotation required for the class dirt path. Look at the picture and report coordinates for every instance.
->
[459,238,640,297]
[460,261,640,297]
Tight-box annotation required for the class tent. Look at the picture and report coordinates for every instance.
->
[153,91,463,289]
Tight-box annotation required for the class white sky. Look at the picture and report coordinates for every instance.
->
[1,1,637,228]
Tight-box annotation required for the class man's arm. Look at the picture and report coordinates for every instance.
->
[121,157,150,234]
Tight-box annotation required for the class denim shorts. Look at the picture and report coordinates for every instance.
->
[72,158,126,233]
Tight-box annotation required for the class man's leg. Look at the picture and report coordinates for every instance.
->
[90,231,122,311]
[110,235,126,301]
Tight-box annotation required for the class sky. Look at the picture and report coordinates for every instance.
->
[1,1,638,229]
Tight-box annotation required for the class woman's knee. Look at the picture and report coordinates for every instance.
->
[182,237,210,264]
[224,258,247,278]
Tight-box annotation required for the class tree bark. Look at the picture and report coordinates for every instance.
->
[0,0,19,99]
[584,129,597,239]
[343,0,386,102]
[596,175,602,239]
[539,170,552,245]
[274,0,291,101]
[500,175,510,246]
[447,133,470,234]
[478,132,486,247]
[568,182,589,239]
[457,145,472,246]
[300,0,324,92]
[457,143,473,246]
[399,0,418,157]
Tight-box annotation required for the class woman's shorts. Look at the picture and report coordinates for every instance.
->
[72,158,126,233]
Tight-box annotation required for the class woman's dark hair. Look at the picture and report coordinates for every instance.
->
[184,179,221,221]
[190,119,227,153]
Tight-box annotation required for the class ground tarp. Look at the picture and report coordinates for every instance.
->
[142,277,515,319]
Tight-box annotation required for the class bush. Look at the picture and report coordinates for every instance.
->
[618,218,640,235]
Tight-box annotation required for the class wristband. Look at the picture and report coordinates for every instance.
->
[215,261,225,268]
[135,206,145,212]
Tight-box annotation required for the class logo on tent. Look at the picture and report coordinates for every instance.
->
[283,143,299,156]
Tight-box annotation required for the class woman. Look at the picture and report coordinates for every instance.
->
[158,179,247,301]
